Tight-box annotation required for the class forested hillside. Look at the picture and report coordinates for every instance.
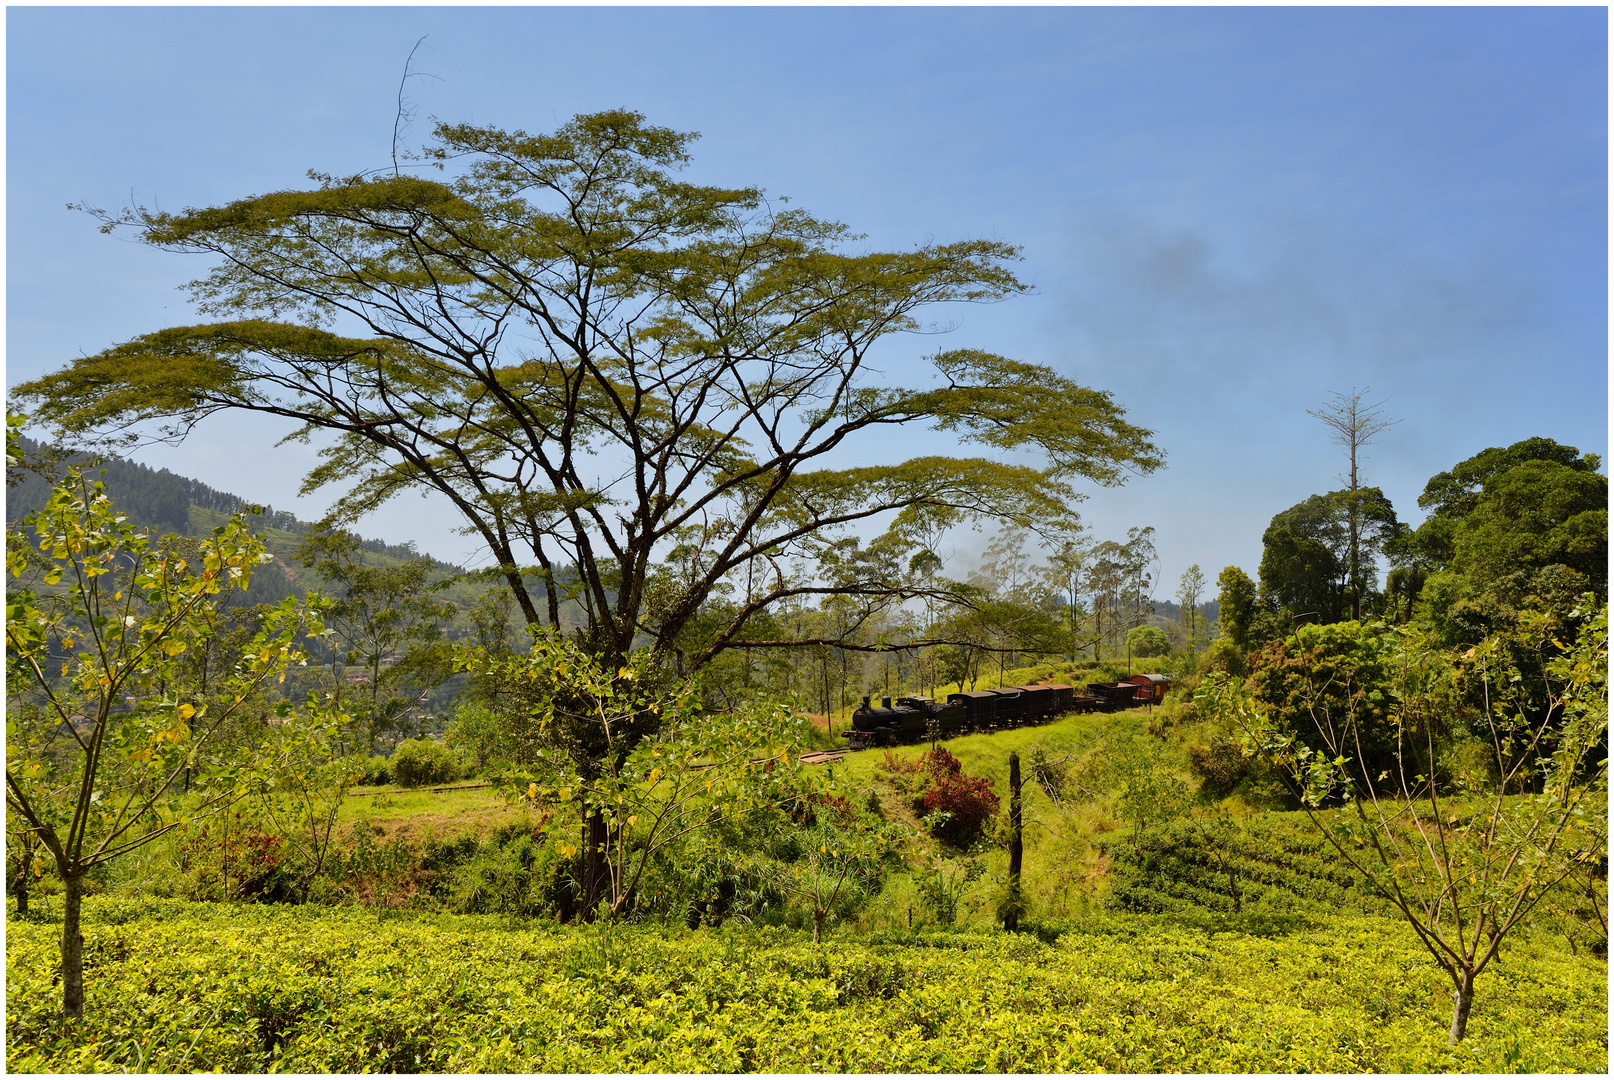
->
[7,435,453,570]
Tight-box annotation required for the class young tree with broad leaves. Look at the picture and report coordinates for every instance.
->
[1199,604,1607,1045]
[5,452,319,1018]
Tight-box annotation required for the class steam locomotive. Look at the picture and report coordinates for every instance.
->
[840,676,1169,749]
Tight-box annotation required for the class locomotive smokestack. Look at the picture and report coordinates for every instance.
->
[862,696,871,707]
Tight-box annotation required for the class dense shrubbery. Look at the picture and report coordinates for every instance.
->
[172,816,294,903]
[388,740,461,788]
[6,897,1604,1073]
[1185,735,1250,799]
[917,749,1000,848]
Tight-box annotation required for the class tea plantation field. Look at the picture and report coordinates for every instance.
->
[7,896,1605,1073]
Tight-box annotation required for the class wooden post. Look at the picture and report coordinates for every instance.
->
[1005,751,1023,932]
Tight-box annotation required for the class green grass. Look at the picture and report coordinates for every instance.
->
[7,896,1604,1073]
[826,701,1176,927]
[334,784,531,841]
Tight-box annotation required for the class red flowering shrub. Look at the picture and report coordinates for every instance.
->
[921,747,963,779]
[916,748,998,848]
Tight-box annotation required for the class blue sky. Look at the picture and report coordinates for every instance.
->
[7,7,1607,594]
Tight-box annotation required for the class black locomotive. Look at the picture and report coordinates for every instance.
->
[842,695,967,749]
[842,682,1107,749]
[838,676,1169,749]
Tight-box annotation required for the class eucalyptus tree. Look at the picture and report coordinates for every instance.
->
[1087,527,1158,660]
[1175,563,1207,651]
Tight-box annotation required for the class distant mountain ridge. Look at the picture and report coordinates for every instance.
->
[7,436,457,571]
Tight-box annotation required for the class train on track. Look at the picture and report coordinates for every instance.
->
[841,674,1170,749]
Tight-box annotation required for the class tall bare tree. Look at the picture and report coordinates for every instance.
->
[1308,388,1398,620]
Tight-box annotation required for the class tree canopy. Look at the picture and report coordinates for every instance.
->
[1407,438,1606,643]
[1410,436,1602,569]
[1258,488,1399,625]
[15,109,1162,676]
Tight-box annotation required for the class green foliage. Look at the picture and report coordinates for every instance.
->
[1246,619,1400,788]
[1211,566,1258,668]
[1412,436,1601,566]
[1408,439,1607,643]
[297,529,457,750]
[1125,624,1171,658]
[387,740,461,789]
[443,703,505,774]
[1186,736,1250,800]
[914,859,984,926]
[350,757,391,787]
[441,824,564,920]
[1198,606,1609,1042]
[1110,738,1191,843]
[1259,489,1400,625]
[5,897,1604,1072]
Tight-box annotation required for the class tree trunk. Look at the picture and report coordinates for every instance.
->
[1448,970,1475,1044]
[812,907,825,944]
[1005,752,1023,932]
[12,861,29,917]
[62,871,85,1019]
[579,810,611,921]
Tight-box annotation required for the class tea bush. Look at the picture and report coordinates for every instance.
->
[1099,813,1390,917]
[6,897,1603,1073]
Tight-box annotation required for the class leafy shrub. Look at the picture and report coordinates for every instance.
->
[1247,621,1402,788]
[1201,635,1248,677]
[792,791,857,827]
[914,860,983,926]
[445,827,562,918]
[389,739,461,788]
[174,815,293,902]
[351,757,392,786]
[445,703,507,773]
[1187,736,1249,799]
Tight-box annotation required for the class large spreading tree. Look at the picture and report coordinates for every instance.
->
[15,110,1161,676]
[15,111,1162,918]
